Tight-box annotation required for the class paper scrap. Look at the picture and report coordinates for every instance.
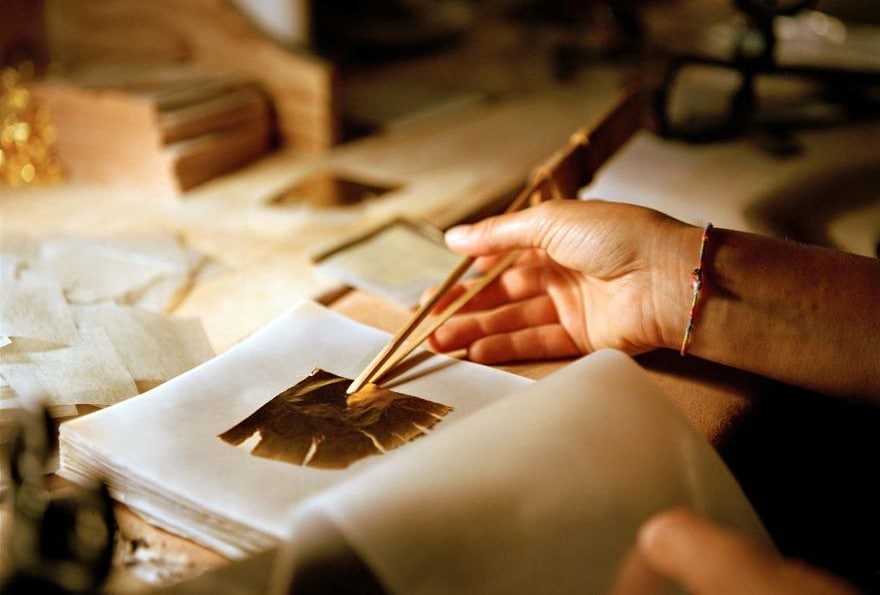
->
[0,327,138,407]
[111,235,207,312]
[0,257,19,279]
[0,275,81,347]
[0,340,13,402]
[0,232,38,262]
[0,234,31,279]
[0,371,14,402]
[110,235,206,274]
[123,272,194,312]
[314,220,463,307]
[24,234,206,309]
[0,233,210,414]
[72,303,214,384]
[27,237,169,304]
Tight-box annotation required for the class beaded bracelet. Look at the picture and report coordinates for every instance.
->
[680,222,713,356]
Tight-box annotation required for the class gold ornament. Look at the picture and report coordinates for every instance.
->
[1,62,64,188]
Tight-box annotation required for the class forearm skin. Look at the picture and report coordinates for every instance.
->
[663,228,880,402]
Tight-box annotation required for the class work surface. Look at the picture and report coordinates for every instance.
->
[2,76,880,591]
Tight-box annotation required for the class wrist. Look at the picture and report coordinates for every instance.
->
[652,223,707,352]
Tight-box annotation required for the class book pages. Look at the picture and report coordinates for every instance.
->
[59,300,532,558]
[287,350,771,595]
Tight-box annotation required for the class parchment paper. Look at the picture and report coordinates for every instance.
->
[0,327,138,407]
[27,237,168,304]
[59,300,531,558]
[0,275,81,347]
[287,350,771,595]
[26,235,205,308]
[72,303,214,383]
[314,221,463,308]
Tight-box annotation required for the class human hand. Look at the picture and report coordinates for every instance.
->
[638,508,859,594]
[427,199,700,363]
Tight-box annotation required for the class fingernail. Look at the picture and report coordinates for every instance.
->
[445,225,471,246]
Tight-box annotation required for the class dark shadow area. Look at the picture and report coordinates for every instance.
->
[637,350,880,591]
[311,0,473,63]
[717,381,880,593]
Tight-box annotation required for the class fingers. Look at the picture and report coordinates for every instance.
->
[427,295,581,363]
[467,325,580,363]
[423,264,551,314]
[638,508,777,595]
[445,200,568,256]
[430,295,560,353]
[638,508,860,595]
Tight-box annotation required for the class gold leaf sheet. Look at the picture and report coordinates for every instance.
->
[220,369,452,469]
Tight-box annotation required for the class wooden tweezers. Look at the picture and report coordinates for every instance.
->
[346,86,645,395]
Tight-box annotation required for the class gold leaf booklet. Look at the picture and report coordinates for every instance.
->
[59,300,770,594]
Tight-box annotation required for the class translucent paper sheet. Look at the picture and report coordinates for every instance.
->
[0,232,211,411]
[0,233,37,280]
[28,237,169,304]
[24,234,205,310]
[0,275,80,347]
[287,350,771,595]
[1,337,18,402]
[72,304,214,385]
[0,327,137,407]
[59,301,531,558]
[313,220,464,308]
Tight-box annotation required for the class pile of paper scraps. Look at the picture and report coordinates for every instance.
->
[0,232,215,418]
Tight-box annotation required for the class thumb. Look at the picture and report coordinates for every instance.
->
[638,508,859,595]
[445,202,560,257]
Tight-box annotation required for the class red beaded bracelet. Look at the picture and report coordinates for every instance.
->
[680,222,713,356]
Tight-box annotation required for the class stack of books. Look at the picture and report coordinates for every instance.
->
[31,66,274,194]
